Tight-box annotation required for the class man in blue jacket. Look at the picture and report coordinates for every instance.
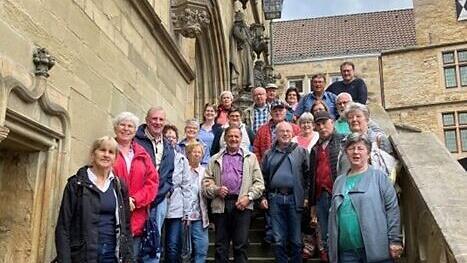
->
[135,106,175,263]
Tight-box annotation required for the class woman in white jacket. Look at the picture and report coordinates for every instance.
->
[163,124,191,262]
[183,142,210,263]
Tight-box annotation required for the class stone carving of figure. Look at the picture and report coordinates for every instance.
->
[230,10,254,93]
[254,60,265,88]
[250,23,269,63]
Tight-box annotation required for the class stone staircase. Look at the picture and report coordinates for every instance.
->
[206,213,321,262]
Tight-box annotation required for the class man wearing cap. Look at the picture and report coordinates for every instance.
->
[243,87,270,134]
[260,121,309,262]
[294,73,338,119]
[265,83,279,105]
[309,111,344,262]
[253,100,300,163]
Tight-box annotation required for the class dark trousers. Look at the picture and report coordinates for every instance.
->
[214,197,252,263]
[97,236,117,263]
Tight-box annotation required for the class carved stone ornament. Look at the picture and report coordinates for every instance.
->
[239,0,249,9]
[172,0,211,38]
[0,125,9,143]
[33,47,55,78]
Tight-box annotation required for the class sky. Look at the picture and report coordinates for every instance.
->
[280,0,414,21]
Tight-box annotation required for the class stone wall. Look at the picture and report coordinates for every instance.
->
[274,55,382,104]
[413,0,467,46]
[382,43,467,159]
[0,0,197,167]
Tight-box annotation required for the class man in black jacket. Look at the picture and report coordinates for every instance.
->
[309,111,344,262]
[327,61,368,104]
[260,121,309,263]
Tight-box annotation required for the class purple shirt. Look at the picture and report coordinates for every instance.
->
[221,149,244,195]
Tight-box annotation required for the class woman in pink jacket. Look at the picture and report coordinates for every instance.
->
[112,112,159,258]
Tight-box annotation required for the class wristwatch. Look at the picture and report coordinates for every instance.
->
[247,192,254,201]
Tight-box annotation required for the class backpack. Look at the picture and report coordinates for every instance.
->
[370,135,401,184]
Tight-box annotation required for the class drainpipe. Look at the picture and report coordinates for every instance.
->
[378,55,385,109]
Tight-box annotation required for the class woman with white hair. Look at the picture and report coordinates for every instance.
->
[216,90,234,125]
[112,112,159,258]
[337,103,393,175]
[178,118,210,166]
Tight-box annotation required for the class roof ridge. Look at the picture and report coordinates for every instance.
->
[274,8,413,24]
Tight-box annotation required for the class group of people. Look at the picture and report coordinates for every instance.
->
[54,61,403,263]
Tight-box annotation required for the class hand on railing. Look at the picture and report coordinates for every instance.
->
[389,243,403,260]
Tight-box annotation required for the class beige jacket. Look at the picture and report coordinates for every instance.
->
[202,147,265,213]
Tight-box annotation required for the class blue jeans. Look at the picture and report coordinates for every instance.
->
[190,220,209,263]
[140,197,168,263]
[316,191,332,251]
[269,193,302,263]
[165,218,183,263]
[339,248,393,263]
[97,238,117,263]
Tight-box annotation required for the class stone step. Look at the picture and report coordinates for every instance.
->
[206,257,321,262]
[205,212,323,262]
[208,229,266,243]
[207,242,274,258]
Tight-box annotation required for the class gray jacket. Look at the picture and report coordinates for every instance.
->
[262,142,310,211]
[166,151,190,218]
[328,167,402,263]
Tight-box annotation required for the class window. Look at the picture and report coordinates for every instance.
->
[288,79,303,93]
[442,111,467,153]
[442,50,467,88]
[329,73,343,84]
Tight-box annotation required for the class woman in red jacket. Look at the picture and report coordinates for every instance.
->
[112,111,159,258]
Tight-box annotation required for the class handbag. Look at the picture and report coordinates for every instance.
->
[370,138,401,184]
[181,223,192,263]
[139,206,161,260]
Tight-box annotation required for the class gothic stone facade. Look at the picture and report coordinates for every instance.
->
[0,0,266,262]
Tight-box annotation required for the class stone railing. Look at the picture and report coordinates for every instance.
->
[370,103,467,262]
[393,133,467,262]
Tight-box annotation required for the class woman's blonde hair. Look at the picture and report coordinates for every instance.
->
[185,142,205,158]
[89,136,119,164]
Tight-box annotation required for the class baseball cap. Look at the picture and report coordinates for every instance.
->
[265,83,278,89]
[270,100,287,110]
[314,111,332,122]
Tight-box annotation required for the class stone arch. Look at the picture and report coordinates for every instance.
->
[0,51,70,262]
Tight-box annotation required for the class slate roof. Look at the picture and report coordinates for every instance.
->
[272,9,416,64]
